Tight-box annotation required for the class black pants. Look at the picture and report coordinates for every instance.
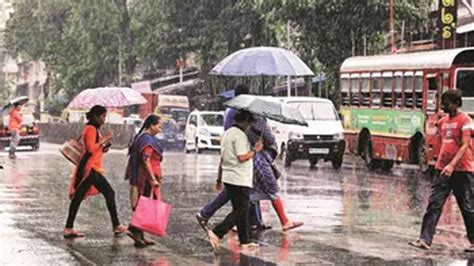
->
[65,170,120,229]
[420,170,474,245]
[212,183,251,245]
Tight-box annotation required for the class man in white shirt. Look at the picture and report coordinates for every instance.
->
[207,110,263,251]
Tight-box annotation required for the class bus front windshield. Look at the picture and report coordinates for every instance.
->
[287,101,338,121]
[457,69,474,113]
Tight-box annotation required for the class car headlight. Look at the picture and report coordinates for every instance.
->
[334,132,345,140]
[199,128,210,136]
[288,131,303,140]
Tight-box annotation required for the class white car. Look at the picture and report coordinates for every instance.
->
[268,97,345,169]
[184,111,224,153]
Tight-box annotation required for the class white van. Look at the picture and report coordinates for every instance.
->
[184,110,224,153]
[268,97,345,169]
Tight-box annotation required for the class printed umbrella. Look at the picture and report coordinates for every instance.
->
[67,87,147,109]
[224,95,307,126]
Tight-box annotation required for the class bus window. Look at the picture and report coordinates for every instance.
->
[371,73,381,107]
[427,77,438,113]
[383,73,392,107]
[361,74,370,106]
[394,72,403,108]
[414,73,423,109]
[456,69,474,113]
[340,76,350,106]
[350,74,360,106]
[403,72,414,108]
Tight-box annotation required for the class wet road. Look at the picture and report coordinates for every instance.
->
[1,143,474,265]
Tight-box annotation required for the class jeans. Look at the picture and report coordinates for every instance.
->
[420,170,474,245]
[65,170,120,229]
[200,189,263,226]
[212,184,251,244]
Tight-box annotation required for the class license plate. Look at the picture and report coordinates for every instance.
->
[309,148,329,154]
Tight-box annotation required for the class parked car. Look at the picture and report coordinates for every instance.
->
[0,112,40,151]
[156,117,185,150]
[184,110,224,153]
[268,97,345,169]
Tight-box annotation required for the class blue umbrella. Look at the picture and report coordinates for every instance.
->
[210,47,314,77]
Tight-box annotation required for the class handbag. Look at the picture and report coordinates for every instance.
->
[271,161,282,180]
[131,189,173,237]
[59,137,83,165]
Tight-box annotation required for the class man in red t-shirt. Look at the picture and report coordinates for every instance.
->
[410,90,474,252]
[8,103,22,159]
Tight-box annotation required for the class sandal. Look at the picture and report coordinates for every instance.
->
[63,229,85,239]
[195,213,209,232]
[282,221,303,231]
[208,230,220,251]
[465,245,474,253]
[114,225,128,237]
[408,239,431,250]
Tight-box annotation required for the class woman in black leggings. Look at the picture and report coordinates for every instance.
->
[64,105,127,238]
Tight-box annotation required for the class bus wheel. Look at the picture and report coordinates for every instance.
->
[380,160,394,171]
[363,139,380,170]
[417,138,429,174]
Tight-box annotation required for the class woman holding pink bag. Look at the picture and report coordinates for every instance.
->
[125,114,163,248]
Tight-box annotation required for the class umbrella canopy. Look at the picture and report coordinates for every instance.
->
[67,87,147,109]
[210,47,315,77]
[224,95,307,126]
[2,96,29,115]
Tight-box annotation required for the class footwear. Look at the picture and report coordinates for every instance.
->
[9,153,16,159]
[207,230,220,251]
[282,221,303,231]
[465,245,474,253]
[408,239,431,250]
[196,213,209,232]
[241,242,259,249]
[139,231,155,246]
[252,223,272,231]
[114,225,128,237]
[63,228,85,239]
[133,239,147,248]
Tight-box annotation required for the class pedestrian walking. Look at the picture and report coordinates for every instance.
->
[248,116,303,231]
[409,90,474,251]
[207,110,263,251]
[196,84,269,231]
[8,103,22,159]
[125,114,163,248]
[63,105,127,238]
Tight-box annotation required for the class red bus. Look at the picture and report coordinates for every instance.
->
[339,48,474,172]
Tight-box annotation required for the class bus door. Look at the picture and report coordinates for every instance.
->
[424,72,442,164]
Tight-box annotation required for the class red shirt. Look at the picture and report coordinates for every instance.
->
[8,109,22,131]
[139,146,162,181]
[435,112,473,172]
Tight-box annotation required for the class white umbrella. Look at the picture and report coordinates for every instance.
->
[210,46,314,76]
[67,87,147,109]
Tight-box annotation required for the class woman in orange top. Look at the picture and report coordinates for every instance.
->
[8,103,22,159]
[64,105,127,238]
[125,114,163,248]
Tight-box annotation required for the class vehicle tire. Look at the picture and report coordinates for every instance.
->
[362,136,380,170]
[195,138,201,154]
[416,138,429,174]
[32,141,40,151]
[309,158,318,168]
[380,160,394,171]
[331,155,343,169]
[283,145,292,168]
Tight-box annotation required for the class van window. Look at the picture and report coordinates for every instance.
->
[200,114,223,127]
[287,101,338,121]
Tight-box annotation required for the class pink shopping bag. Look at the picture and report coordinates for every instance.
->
[130,189,172,236]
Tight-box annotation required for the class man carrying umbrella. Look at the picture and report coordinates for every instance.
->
[8,102,23,159]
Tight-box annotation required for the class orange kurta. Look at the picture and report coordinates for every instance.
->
[69,125,104,199]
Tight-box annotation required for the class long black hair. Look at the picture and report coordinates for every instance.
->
[86,105,107,126]
[128,114,161,154]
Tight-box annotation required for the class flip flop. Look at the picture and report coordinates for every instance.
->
[63,230,85,239]
[283,221,303,231]
[465,246,474,253]
[408,240,431,250]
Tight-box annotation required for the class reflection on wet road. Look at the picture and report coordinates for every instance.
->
[1,143,474,265]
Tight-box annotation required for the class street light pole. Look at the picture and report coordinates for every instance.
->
[390,0,396,53]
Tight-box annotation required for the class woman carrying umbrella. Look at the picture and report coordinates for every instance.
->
[8,102,23,159]
[248,116,303,231]
[64,105,127,238]
[125,114,163,248]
